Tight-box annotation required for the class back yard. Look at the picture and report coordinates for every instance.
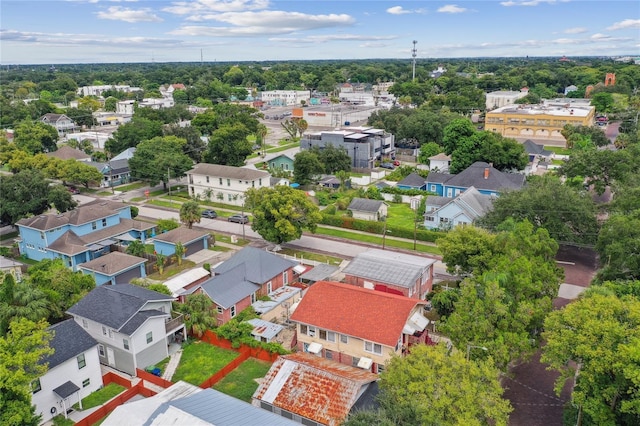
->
[171,341,239,386]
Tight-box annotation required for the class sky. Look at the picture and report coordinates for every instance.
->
[1,0,638,65]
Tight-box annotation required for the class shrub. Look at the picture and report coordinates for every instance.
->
[130,206,139,218]
[203,263,211,272]
[393,194,402,203]
[323,204,337,215]
[320,213,442,243]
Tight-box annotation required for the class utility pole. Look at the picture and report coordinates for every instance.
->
[167,167,171,206]
[412,40,418,82]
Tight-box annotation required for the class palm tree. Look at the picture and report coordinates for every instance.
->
[174,242,186,266]
[0,274,49,336]
[180,200,201,229]
[179,294,217,337]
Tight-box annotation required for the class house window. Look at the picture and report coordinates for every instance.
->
[123,339,129,350]
[377,364,385,374]
[425,216,434,222]
[40,232,45,239]
[327,331,336,342]
[307,326,316,337]
[364,341,383,355]
[102,218,107,227]
[92,221,97,230]
[31,379,41,394]
[82,319,88,328]
[206,176,210,183]
[82,379,91,388]
[440,217,450,224]
[230,305,236,318]
[77,353,86,369]
[325,349,333,360]
[226,179,231,187]
[340,334,349,344]
[102,326,107,336]
[217,306,223,314]
[251,293,256,303]
[108,329,113,339]
[283,271,289,285]
[146,332,153,344]
[352,357,360,368]
[259,178,262,185]
[98,344,105,357]
[267,281,272,293]
[227,194,233,201]
[219,178,223,185]
[319,329,327,340]
[300,324,308,335]
[252,181,255,187]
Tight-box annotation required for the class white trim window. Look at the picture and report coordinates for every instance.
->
[231,305,236,318]
[146,332,153,344]
[364,341,383,355]
[98,344,105,357]
[283,271,289,285]
[340,334,349,344]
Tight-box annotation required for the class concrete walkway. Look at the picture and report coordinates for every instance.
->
[162,349,183,382]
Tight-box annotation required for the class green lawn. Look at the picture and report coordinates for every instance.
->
[277,248,343,265]
[73,383,126,410]
[386,203,420,230]
[210,245,233,252]
[172,341,240,385]
[214,233,250,246]
[51,415,75,426]
[0,230,18,241]
[147,260,196,280]
[154,356,171,375]
[315,226,441,255]
[114,182,147,192]
[544,146,571,155]
[147,200,179,210]
[213,358,272,402]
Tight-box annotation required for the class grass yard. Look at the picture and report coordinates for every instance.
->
[213,358,273,402]
[544,146,571,155]
[315,226,441,255]
[154,356,171,375]
[172,341,240,385]
[147,200,179,210]
[73,383,126,410]
[214,233,250,246]
[210,245,233,252]
[277,248,343,265]
[0,230,18,241]
[147,260,196,280]
[114,182,147,192]
[386,203,420,230]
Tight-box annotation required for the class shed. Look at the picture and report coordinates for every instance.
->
[247,318,284,342]
[347,198,387,221]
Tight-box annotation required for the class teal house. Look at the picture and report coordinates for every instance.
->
[264,153,295,173]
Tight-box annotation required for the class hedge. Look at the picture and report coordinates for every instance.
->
[381,187,434,196]
[320,214,443,243]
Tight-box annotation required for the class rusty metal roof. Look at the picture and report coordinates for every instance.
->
[253,353,378,426]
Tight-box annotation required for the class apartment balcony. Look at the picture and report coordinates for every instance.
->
[165,312,184,334]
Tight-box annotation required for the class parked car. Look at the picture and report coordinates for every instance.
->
[380,163,395,170]
[66,185,80,194]
[201,209,218,219]
[393,160,401,166]
[228,214,250,224]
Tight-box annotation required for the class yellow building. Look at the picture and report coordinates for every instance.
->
[485,103,595,144]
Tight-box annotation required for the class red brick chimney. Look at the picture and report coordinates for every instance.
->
[484,167,489,179]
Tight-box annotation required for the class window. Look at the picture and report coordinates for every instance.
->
[31,379,41,394]
[259,178,262,185]
[219,178,223,185]
[251,293,256,303]
[267,281,272,293]
[216,306,223,314]
[300,324,308,335]
[82,319,88,328]
[440,217,450,224]
[40,231,45,239]
[102,218,107,227]
[283,271,289,285]
[77,353,86,369]
[308,326,316,337]
[252,181,255,187]
[108,329,113,339]
[376,364,385,374]
[123,339,129,350]
[319,329,327,340]
[226,179,231,187]
[327,331,336,342]
[146,332,153,344]
[425,216,434,222]
[92,221,97,230]
[364,341,383,355]
[340,334,348,344]
[102,326,107,336]
[352,357,360,368]
[230,305,236,318]
[325,349,333,360]
[206,176,210,183]
[227,194,233,201]
[82,379,91,388]
[98,344,105,357]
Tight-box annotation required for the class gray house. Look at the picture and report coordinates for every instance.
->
[348,198,388,221]
[67,284,184,375]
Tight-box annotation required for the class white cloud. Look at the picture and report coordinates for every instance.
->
[96,6,163,22]
[590,33,610,40]
[500,0,569,6]
[437,5,467,13]
[564,27,587,34]
[386,6,411,15]
[171,10,354,36]
[607,19,640,30]
[163,0,270,15]
[269,34,397,44]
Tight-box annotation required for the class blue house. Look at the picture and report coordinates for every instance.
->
[16,200,155,271]
[77,251,147,286]
[153,227,211,257]
[396,172,427,190]
[425,162,525,198]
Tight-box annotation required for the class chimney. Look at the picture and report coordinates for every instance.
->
[484,168,489,179]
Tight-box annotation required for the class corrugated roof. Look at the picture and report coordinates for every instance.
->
[341,249,436,288]
[290,281,422,347]
[188,163,269,180]
[247,318,284,340]
[253,353,378,426]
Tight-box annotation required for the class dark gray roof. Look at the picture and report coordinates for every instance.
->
[41,319,97,369]
[350,381,380,414]
[67,284,173,331]
[214,246,297,285]
[425,172,451,184]
[374,181,390,189]
[397,172,426,188]
[348,198,384,213]
[200,264,259,308]
[523,140,553,157]
[53,381,80,399]
[145,388,298,426]
[443,162,525,192]
[120,310,167,335]
[452,187,495,218]
[107,159,130,174]
[342,249,436,288]
[426,195,449,208]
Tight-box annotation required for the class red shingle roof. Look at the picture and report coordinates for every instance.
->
[290,281,423,347]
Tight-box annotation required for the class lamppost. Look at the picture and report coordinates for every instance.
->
[466,344,488,361]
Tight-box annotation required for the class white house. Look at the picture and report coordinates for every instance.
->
[32,319,103,423]
[424,186,494,230]
[260,90,310,106]
[428,153,451,173]
[186,164,273,206]
[66,284,185,376]
[485,89,529,110]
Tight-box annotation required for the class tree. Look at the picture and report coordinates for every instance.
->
[590,92,615,113]
[179,200,201,229]
[0,318,53,426]
[595,213,640,282]
[59,159,104,189]
[560,149,633,195]
[437,225,497,276]
[157,218,180,233]
[125,240,146,257]
[47,185,78,213]
[174,242,186,266]
[0,274,49,336]
[163,124,206,163]
[293,151,324,185]
[0,170,52,225]
[311,144,352,174]
[203,124,253,166]
[246,185,322,245]
[479,174,600,246]
[542,288,640,425]
[335,170,349,191]
[14,121,59,154]
[561,124,610,148]
[64,107,96,128]
[177,293,217,337]
[105,117,163,155]
[376,344,512,426]
[417,142,443,165]
[442,118,476,155]
[129,136,193,190]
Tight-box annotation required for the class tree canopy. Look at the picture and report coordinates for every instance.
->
[293,150,324,185]
[203,123,253,166]
[179,200,201,229]
[128,136,193,189]
[246,185,322,245]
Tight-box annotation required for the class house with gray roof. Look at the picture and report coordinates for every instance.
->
[77,251,148,286]
[46,145,91,162]
[342,248,437,299]
[522,139,554,174]
[16,200,155,272]
[67,284,184,376]
[32,319,103,423]
[397,172,427,190]
[424,186,495,230]
[197,247,298,325]
[347,198,388,221]
[103,381,298,426]
[426,161,525,198]
[153,227,211,257]
[40,113,77,136]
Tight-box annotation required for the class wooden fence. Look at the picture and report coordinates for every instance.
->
[135,368,174,389]
[199,347,251,388]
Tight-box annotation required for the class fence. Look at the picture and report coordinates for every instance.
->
[73,377,156,426]
[135,368,174,389]
[265,249,326,267]
[199,347,251,388]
